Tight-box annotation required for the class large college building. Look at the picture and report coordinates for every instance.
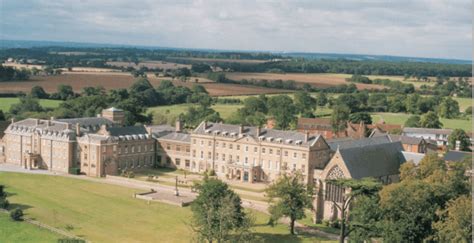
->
[0,108,415,221]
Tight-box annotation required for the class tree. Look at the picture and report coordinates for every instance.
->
[368,93,388,112]
[464,106,472,115]
[327,178,382,243]
[420,111,443,128]
[433,195,472,243]
[30,86,49,99]
[9,95,44,115]
[265,173,313,235]
[316,92,328,106]
[404,115,420,127]
[438,97,460,119]
[348,112,372,124]
[54,84,75,100]
[405,94,420,114]
[0,185,9,209]
[10,208,24,221]
[448,129,470,151]
[81,86,105,96]
[331,105,350,133]
[190,178,252,242]
[294,91,316,117]
[191,63,211,73]
[0,110,5,121]
[267,95,296,130]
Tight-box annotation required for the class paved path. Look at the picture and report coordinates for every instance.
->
[0,164,338,240]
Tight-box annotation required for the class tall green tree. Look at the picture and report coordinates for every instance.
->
[267,95,296,130]
[30,86,49,99]
[433,195,472,243]
[448,129,471,151]
[348,112,372,124]
[420,111,443,128]
[265,173,313,235]
[327,178,382,243]
[294,91,316,118]
[438,97,460,119]
[190,178,252,242]
[404,115,421,127]
[331,105,350,133]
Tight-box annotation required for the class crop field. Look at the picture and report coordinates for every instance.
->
[0,73,289,97]
[106,61,191,70]
[0,98,62,112]
[149,103,243,122]
[166,57,271,64]
[0,172,332,242]
[224,72,384,90]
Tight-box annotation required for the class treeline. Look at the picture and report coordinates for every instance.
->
[212,59,472,77]
[4,78,214,126]
[0,65,30,81]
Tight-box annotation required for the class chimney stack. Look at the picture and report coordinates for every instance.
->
[97,114,101,118]
[256,126,261,136]
[66,123,72,130]
[239,124,244,134]
[175,119,183,132]
[304,132,309,143]
[203,120,207,129]
[50,116,55,121]
[75,123,81,136]
[35,119,40,126]
[10,118,15,124]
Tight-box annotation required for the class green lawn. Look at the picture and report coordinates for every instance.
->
[148,103,243,121]
[372,113,472,131]
[0,172,333,242]
[454,97,472,111]
[0,213,60,242]
[0,98,62,112]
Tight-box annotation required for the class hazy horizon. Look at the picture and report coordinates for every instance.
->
[1,1,472,60]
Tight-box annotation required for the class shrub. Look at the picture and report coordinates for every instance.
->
[10,208,23,221]
[329,220,340,229]
[208,169,216,176]
[127,172,135,178]
[0,199,9,209]
[322,220,330,227]
[68,167,81,175]
[57,239,86,243]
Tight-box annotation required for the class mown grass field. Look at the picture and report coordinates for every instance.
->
[0,213,61,242]
[0,98,62,112]
[148,103,244,121]
[372,113,471,131]
[0,172,333,242]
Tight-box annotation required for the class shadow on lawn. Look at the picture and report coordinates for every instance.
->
[8,202,33,211]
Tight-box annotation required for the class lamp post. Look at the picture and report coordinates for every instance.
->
[174,176,179,196]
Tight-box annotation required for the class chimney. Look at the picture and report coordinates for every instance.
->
[47,120,51,126]
[455,140,461,151]
[50,116,55,121]
[10,118,15,124]
[75,123,81,136]
[175,120,183,132]
[97,114,102,118]
[35,119,40,126]
[239,124,244,134]
[203,121,207,129]
[304,132,309,143]
[66,123,72,130]
[256,126,261,136]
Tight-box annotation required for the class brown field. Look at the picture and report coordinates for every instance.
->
[0,73,289,96]
[166,57,271,64]
[106,61,191,70]
[225,72,384,90]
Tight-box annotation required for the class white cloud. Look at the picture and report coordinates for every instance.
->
[1,0,471,59]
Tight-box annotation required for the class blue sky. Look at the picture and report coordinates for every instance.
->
[1,0,472,60]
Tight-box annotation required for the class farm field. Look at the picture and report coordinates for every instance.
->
[0,172,332,243]
[0,73,288,97]
[167,57,271,64]
[0,213,61,242]
[106,61,191,70]
[0,98,62,112]
[149,103,243,122]
[225,72,384,90]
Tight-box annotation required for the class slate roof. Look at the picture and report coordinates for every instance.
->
[338,141,405,179]
[194,122,318,147]
[403,127,453,135]
[443,151,472,162]
[327,135,392,151]
[57,117,114,127]
[158,132,191,143]
[107,126,148,136]
[401,151,425,165]
[297,118,332,130]
[388,134,423,145]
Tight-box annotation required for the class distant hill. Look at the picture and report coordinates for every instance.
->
[1,39,471,65]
